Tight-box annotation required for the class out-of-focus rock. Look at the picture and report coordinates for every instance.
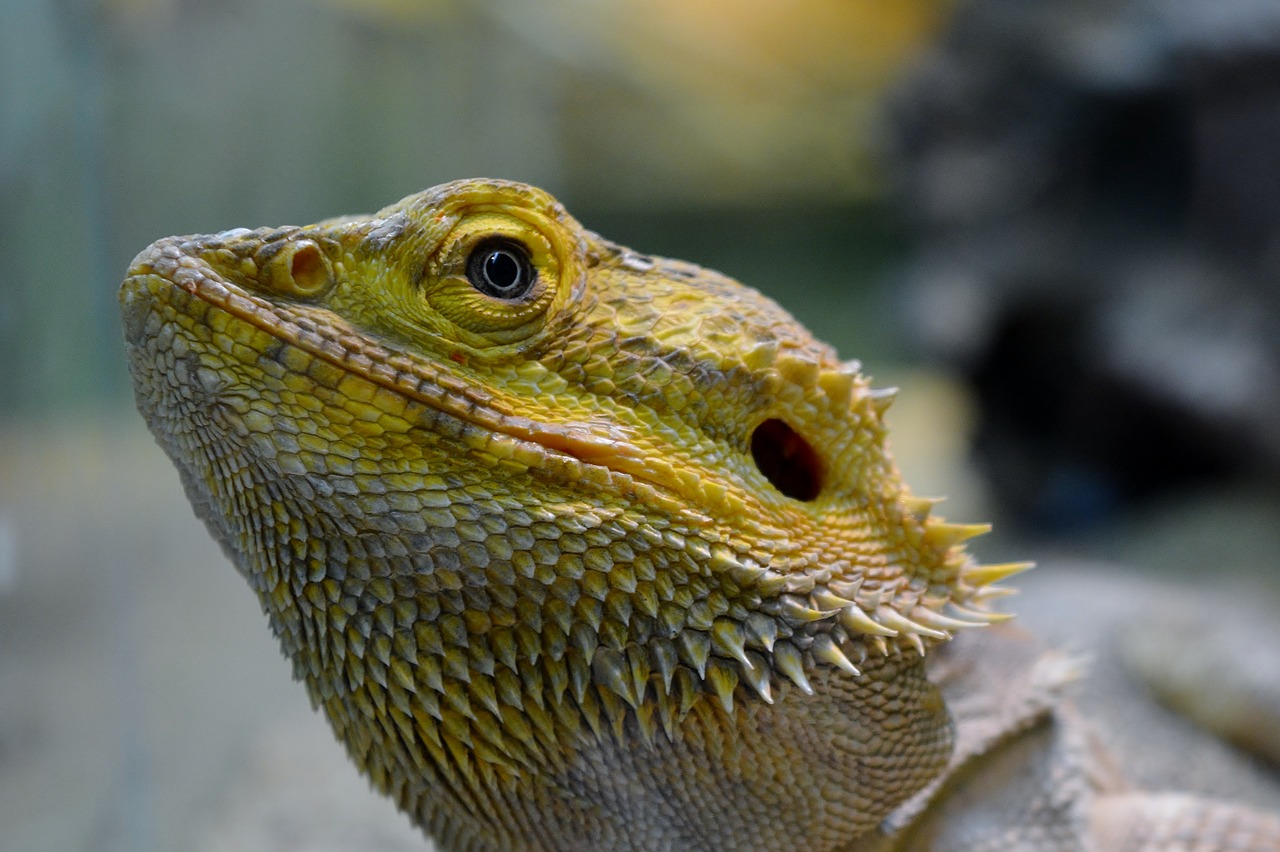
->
[888,0,1280,530]
[1015,562,1280,805]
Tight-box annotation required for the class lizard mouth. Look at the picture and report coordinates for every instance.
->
[120,243,714,513]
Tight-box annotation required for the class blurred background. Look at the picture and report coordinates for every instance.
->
[2,0,1279,849]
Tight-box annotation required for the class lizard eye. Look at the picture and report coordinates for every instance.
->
[466,238,537,300]
[419,202,572,346]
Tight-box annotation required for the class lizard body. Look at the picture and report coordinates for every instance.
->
[121,179,1280,850]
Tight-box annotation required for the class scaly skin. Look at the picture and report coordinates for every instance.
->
[120,180,1280,850]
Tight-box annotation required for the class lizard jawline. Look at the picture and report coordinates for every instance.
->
[137,262,704,515]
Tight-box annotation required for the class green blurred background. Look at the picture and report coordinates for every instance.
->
[2,0,943,414]
[3,1,1279,850]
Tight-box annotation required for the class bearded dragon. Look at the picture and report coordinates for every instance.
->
[120,179,1280,850]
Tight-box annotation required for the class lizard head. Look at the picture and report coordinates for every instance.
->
[121,178,1022,743]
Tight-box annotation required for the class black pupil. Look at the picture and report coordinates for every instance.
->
[484,250,520,291]
[468,239,534,299]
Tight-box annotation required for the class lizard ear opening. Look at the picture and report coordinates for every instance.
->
[750,419,822,501]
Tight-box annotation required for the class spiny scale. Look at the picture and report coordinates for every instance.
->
[772,641,813,694]
[902,495,943,521]
[839,604,898,637]
[812,634,860,676]
[867,386,898,415]
[923,521,992,549]
[963,561,1035,587]
[439,557,1015,760]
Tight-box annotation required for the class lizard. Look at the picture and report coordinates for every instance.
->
[119,178,1280,850]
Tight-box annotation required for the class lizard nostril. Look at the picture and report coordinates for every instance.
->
[261,239,333,298]
[750,419,822,501]
[287,242,331,295]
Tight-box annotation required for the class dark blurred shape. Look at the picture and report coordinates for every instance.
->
[888,0,1280,532]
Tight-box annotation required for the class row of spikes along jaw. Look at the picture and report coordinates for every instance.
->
[373,349,1033,779]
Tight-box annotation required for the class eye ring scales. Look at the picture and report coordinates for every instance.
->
[466,237,537,300]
